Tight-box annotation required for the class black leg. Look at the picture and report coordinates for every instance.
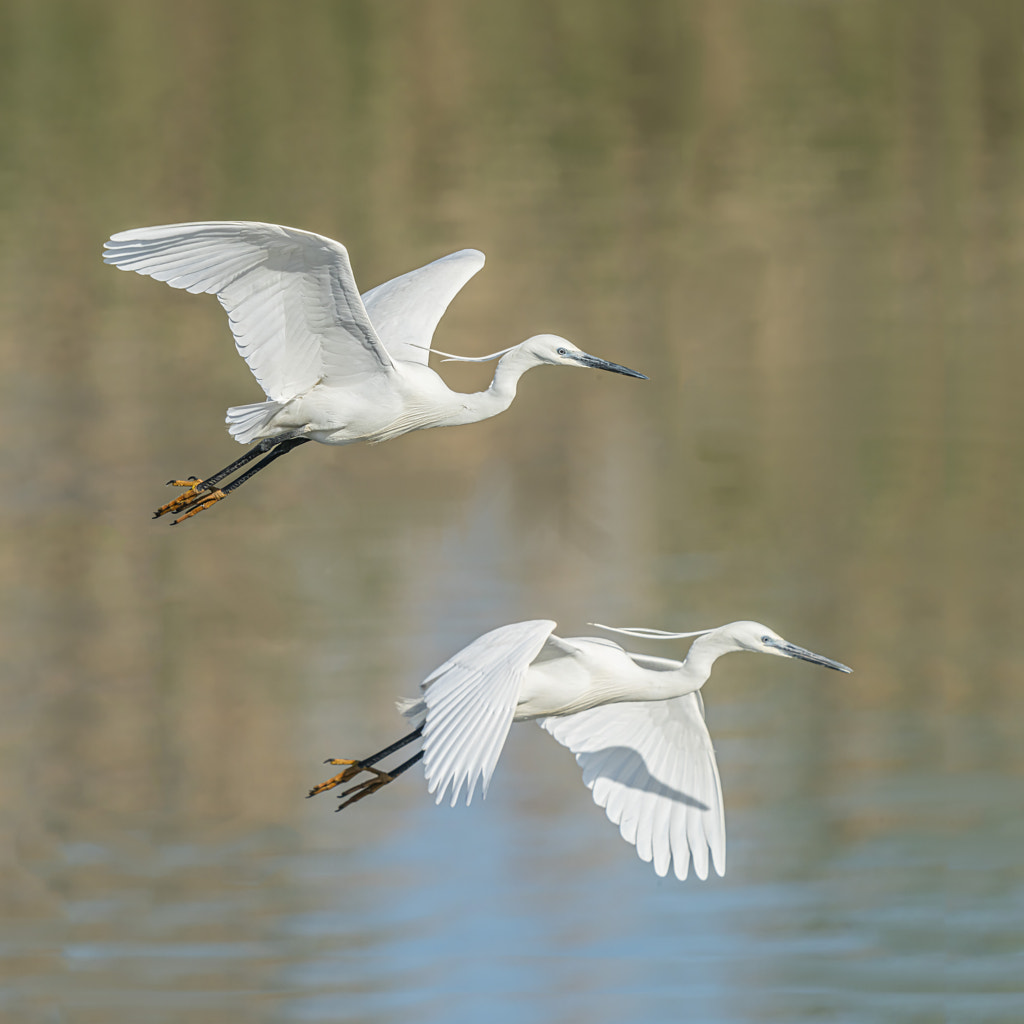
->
[346,726,425,770]
[384,748,425,780]
[307,725,425,803]
[154,435,312,522]
[334,750,425,811]
[219,436,311,495]
[190,437,279,493]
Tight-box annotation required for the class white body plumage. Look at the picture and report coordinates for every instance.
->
[103,221,647,449]
[387,619,852,881]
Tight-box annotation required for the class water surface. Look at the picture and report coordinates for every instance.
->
[0,3,1021,1021]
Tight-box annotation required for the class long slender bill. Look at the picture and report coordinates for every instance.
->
[778,642,852,673]
[573,352,648,379]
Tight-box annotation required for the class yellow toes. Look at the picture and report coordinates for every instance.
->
[154,480,205,518]
[170,490,226,524]
[307,761,393,802]
[153,485,227,523]
[308,769,357,798]
[335,772,395,810]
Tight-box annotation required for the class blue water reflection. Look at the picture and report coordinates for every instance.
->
[2,1,1024,1021]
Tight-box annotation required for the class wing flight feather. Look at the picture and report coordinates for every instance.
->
[420,620,556,807]
[541,694,726,880]
[103,221,395,402]
[360,249,485,365]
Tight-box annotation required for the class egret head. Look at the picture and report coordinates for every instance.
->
[717,621,852,672]
[592,620,852,673]
[522,335,648,378]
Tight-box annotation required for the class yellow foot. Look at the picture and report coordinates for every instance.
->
[153,479,227,523]
[334,772,395,810]
[169,489,226,524]
[307,759,361,797]
[153,477,205,519]
[307,759,394,809]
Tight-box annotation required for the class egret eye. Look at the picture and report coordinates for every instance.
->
[556,347,568,356]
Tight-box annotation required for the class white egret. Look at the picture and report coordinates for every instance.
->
[309,619,851,880]
[103,222,646,523]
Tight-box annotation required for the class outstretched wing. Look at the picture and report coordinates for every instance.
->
[420,620,557,807]
[103,221,395,402]
[541,692,725,880]
[361,249,485,366]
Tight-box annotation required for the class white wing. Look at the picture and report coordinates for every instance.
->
[103,221,394,402]
[421,620,556,807]
[361,249,485,366]
[541,693,725,880]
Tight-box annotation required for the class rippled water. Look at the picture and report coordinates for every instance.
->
[1,3,1022,1022]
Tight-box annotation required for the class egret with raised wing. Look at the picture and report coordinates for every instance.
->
[103,222,647,523]
[309,619,851,880]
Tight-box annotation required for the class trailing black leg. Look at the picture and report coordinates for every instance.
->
[307,725,425,804]
[191,437,280,491]
[153,435,312,523]
[219,437,311,495]
[334,750,425,811]
[344,725,425,771]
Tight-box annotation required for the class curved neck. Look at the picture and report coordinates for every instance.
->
[448,347,540,426]
[611,641,724,704]
[677,633,733,692]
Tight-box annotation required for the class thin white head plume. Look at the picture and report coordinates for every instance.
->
[410,342,515,363]
[589,623,717,640]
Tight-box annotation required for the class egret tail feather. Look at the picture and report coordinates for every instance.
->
[226,400,282,444]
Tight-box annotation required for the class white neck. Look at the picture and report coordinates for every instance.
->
[631,634,735,702]
[446,346,542,426]
[676,632,738,692]
[593,637,730,707]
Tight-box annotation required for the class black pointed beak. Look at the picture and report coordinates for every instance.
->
[573,352,648,379]
[777,642,852,673]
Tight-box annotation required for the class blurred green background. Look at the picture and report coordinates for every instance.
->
[0,2,1021,1022]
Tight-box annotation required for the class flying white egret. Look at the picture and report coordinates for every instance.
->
[309,619,851,880]
[103,222,647,523]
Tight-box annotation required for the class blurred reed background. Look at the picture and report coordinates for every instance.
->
[0,2,1021,1022]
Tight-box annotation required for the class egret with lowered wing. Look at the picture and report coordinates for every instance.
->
[309,619,851,880]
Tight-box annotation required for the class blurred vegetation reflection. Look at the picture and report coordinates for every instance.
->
[0,2,1021,1021]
